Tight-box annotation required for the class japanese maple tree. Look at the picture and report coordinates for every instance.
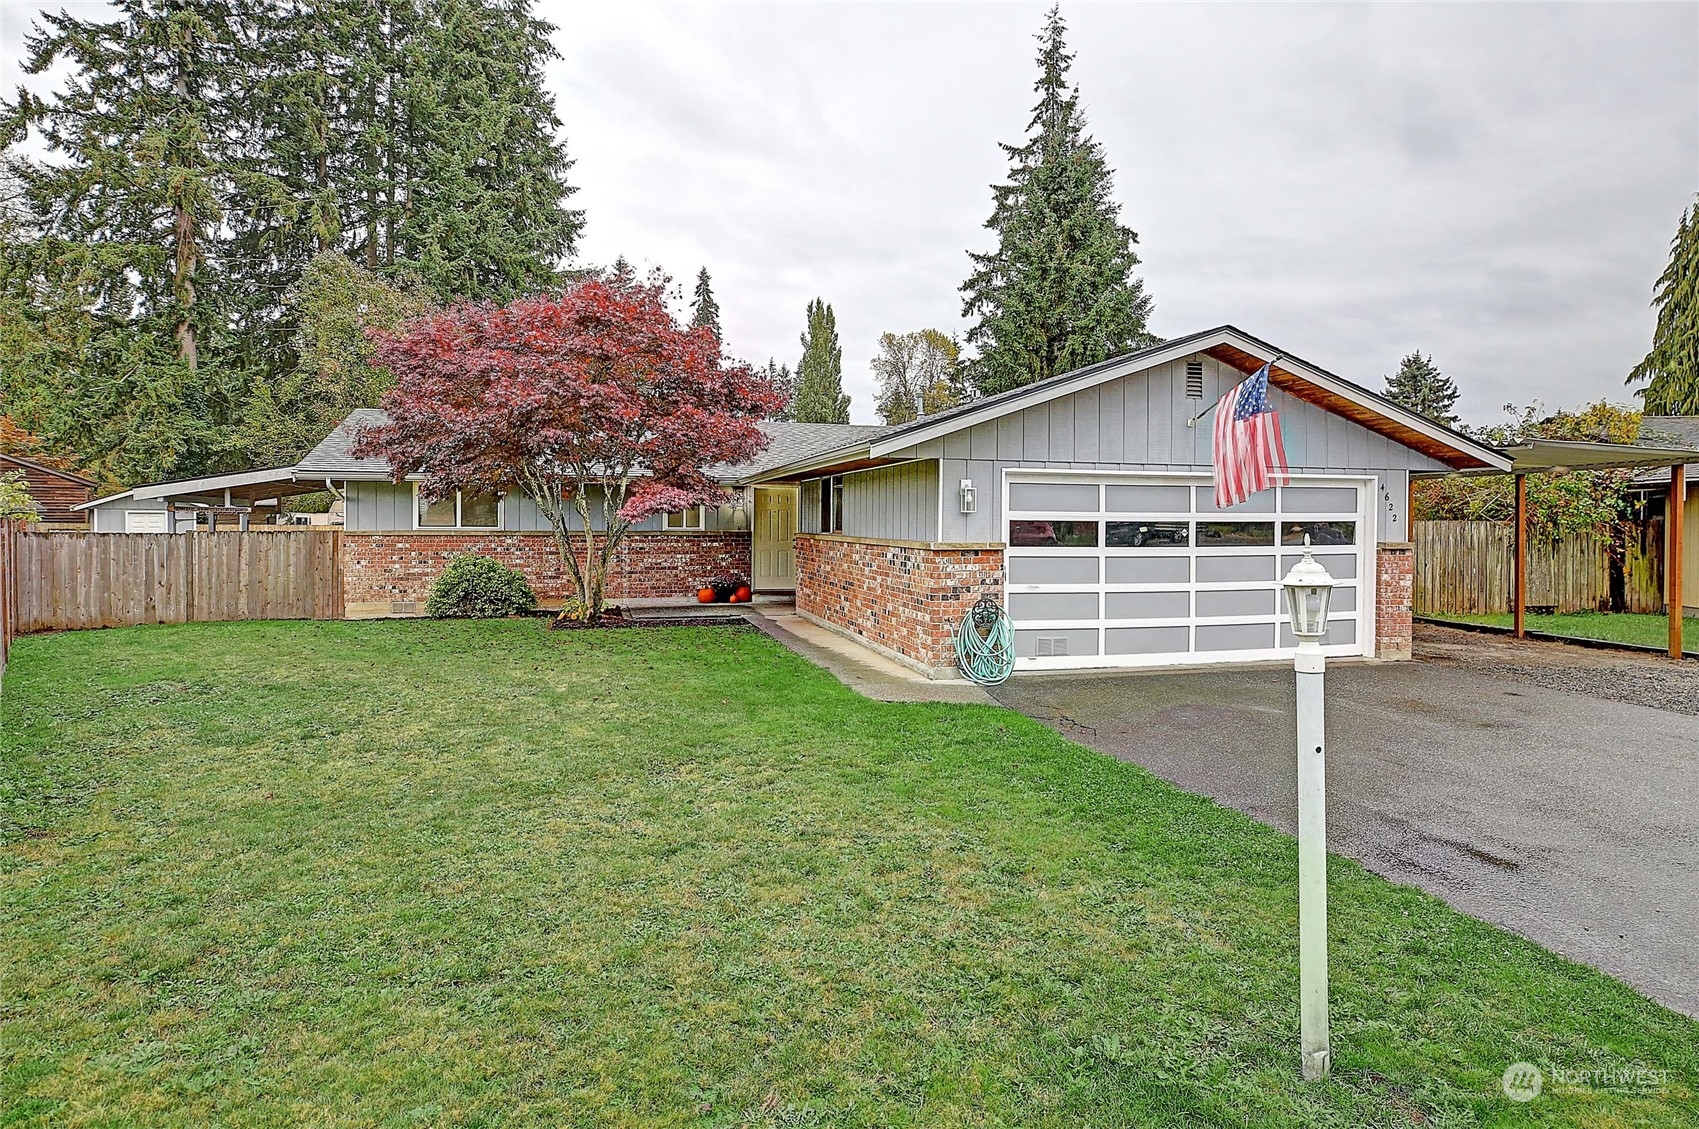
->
[354,278,782,621]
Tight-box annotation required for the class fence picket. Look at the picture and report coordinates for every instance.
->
[1415,520,1662,616]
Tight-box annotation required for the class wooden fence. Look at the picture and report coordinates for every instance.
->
[0,521,18,679]
[9,529,344,633]
[1414,520,1663,616]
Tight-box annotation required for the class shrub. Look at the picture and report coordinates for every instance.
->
[426,554,537,618]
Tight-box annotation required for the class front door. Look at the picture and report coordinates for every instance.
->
[753,486,799,591]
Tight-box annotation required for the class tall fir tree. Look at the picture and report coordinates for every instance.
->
[961,5,1155,398]
[1383,351,1461,426]
[1628,198,1699,415]
[690,267,722,342]
[2,0,584,483]
[761,358,795,420]
[791,299,850,424]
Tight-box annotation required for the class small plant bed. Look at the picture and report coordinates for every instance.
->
[1421,610,1699,656]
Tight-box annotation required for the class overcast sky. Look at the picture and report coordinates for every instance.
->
[5,2,1695,427]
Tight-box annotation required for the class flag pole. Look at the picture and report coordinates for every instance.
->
[1187,357,1281,427]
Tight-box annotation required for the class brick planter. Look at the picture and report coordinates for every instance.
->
[794,533,1005,678]
[1376,542,1414,660]
[342,530,751,617]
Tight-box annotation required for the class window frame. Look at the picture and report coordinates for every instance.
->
[411,483,504,531]
[821,475,845,533]
[662,506,706,531]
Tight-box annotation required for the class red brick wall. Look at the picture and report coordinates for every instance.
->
[794,534,1004,675]
[343,530,751,610]
[1376,542,1414,660]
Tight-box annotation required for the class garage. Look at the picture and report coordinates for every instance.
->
[1004,471,1372,669]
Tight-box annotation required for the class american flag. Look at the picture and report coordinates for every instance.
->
[1212,362,1290,509]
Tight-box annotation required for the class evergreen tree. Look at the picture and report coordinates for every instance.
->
[1383,351,1461,426]
[1628,198,1699,415]
[791,299,850,424]
[2,0,584,483]
[762,358,795,420]
[961,5,1155,398]
[690,267,722,342]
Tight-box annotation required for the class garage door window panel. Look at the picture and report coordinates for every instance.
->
[1105,556,1191,584]
[1283,520,1355,546]
[1197,521,1275,547]
[1008,556,1099,585]
[1009,520,1099,548]
[1106,520,1190,548]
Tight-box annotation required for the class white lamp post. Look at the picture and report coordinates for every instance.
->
[1282,536,1336,1081]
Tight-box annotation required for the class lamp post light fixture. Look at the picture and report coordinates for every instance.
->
[1281,535,1336,1082]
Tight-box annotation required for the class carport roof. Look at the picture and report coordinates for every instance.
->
[73,466,315,509]
[1484,438,1699,475]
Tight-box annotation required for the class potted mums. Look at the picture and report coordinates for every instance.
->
[696,574,752,603]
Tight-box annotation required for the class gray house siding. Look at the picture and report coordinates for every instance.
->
[343,480,739,532]
[798,461,939,542]
[881,354,1448,544]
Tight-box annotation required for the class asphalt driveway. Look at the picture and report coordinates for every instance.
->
[989,627,1699,1017]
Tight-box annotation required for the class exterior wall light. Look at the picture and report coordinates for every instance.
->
[1282,537,1336,645]
[959,479,976,514]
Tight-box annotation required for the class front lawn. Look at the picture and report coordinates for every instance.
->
[1426,610,1698,652]
[2,620,1694,1126]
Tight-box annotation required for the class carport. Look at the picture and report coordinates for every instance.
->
[74,466,319,532]
[1429,439,1698,657]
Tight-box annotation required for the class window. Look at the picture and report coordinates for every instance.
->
[414,485,501,530]
[1009,520,1099,548]
[820,475,845,533]
[1283,520,1355,546]
[1196,521,1275,547]
[663,507,705,531]
[1106,520,1189,548]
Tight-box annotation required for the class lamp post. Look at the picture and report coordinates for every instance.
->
[1282,536,1336,1081]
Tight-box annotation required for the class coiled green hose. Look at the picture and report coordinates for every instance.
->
[955,595,1015,685]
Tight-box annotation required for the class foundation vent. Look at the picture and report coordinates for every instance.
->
[1034,636,1070,657]
[390,600,420,616]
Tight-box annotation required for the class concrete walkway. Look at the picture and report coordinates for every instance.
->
[739,601,996,705]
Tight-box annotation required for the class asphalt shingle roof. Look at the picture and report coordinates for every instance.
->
[292,409,887,484]
[1632,416,1699,485]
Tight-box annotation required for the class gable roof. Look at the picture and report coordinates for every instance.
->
[1639,416,1699,450]
[0,452,98,488]
[293,409,885,485]
[745,326,1511,480]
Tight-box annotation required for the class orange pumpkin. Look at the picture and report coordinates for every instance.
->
[697,587,716,603]
[733,585,752,603]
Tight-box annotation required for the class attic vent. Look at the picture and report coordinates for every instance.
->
[1035,636,1070,657]
[1185,359,1205,399]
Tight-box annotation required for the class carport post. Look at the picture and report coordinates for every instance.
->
[1671,464,1686,659]
[1513,473,1528,639]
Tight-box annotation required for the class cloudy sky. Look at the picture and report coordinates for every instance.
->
[543,1,1696,425]
[5,2,1694,426]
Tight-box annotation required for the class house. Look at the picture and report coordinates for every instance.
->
[0,453,98,527]
[76,467,321,532]
[299,326,1510,674]
[1635,415,1698,616]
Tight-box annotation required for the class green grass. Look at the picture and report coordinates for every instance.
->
[2,620,1694,1127]
[1426,610,1698,651]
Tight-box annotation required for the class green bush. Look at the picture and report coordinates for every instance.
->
[426,554,537,619]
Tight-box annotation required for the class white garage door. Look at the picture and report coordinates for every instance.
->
[124,510,172,533]
[1004,473,1372,669]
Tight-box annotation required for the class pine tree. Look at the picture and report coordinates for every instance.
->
[791,299,850,424]
[1383,351,1461,426]
[762,358,795,420]
[961,5,1155,398]
[1,0,586,482]
[690,267,722,342]
[1628,198,1699,415]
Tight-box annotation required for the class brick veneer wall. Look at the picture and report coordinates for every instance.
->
[794,533,1005,677]
[342,530,751,615]
[1376,542,1414,660]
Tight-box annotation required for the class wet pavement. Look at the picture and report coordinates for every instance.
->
[988,630,1699,1017]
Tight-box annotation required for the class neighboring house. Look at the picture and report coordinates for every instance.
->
[0,453,97,527]
[297,325,1509,675]
[76,467,317,532]
[1635,415,1698,616]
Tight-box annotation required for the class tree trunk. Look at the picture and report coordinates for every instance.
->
[172,54,198,373]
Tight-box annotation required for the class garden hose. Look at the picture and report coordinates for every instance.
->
[955,594,1016,685]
